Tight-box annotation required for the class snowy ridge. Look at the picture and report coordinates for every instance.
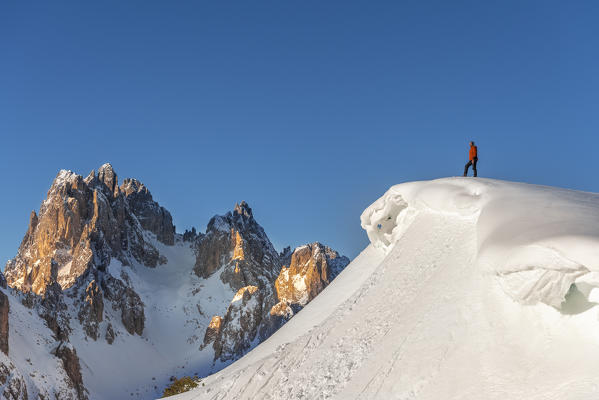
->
[361,178,599,308]
[181,177,599,400]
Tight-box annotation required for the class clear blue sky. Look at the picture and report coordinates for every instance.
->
[1,1,598,264]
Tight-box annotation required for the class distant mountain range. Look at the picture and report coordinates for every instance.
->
[0,163,349,399]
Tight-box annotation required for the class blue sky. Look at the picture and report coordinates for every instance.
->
[1,1,598,263]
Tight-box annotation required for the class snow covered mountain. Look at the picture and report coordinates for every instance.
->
[178,177,599,400]
[0,164,349,399]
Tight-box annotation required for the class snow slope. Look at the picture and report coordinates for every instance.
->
[71,238,241,399]
[3,236,239,399]
[178,177,599,400]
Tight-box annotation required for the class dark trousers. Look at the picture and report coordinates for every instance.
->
[464,157,478,177]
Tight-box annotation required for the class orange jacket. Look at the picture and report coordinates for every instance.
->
[469,145,477,160]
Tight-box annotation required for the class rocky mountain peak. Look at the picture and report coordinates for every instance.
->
[51,169,80,188]
[84,169,95,184]
[205,202,259,236]
[195,201,280,287]
[97,163,118,196]
[5,163,173,295]
[120,177,174,245]
[44,170,84,206]
[234,201,253,219]
[120,178,149,198]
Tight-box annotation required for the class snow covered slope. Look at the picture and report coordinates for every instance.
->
[179,177,599,400]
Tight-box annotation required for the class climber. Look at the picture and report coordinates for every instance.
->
[463,141,478,177]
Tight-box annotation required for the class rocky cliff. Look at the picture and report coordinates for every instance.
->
[2,164,350,399]
[201,238,350,362]
[274,242,349,310]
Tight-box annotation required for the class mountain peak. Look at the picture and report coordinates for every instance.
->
[121,178,151,198]
[98,162,114,174]
[234,201,253,219]
[97,163,118,195]
[50,169,79,188]
[6,164,174,294]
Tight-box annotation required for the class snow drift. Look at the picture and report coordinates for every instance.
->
[178,178,599,400]
[361,178,599,309]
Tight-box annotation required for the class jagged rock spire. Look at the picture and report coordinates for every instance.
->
[20,210,39,249]
[234,201,253,219]
[195,200,279,285]
[97,163,118,197]
[120,177,175,245]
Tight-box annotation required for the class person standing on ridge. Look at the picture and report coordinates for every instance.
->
[463,141,478,177]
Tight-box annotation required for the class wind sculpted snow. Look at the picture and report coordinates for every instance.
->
[361,178,599,309]
[180,177,599,400]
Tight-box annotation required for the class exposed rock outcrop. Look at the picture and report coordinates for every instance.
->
[105,323,116,344]
[202,316,222,349]
[197,202,285,361]
[204,227,350,362]
[183,227,199,242]
[0,271,6,290]
[266,243,349,329]
[0,360,28,400]
[213,286,263,361]
[96,163,119,197]
[53,343,87,400]
[120,178,175,246]
[194,201,281,289]
[77,280,104,340]
[102,275,145,336]
[275,243,349,307]
[0,291,8,356]
[38,264,71,342]
[121,287,145,336]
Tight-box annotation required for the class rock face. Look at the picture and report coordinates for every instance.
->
[102,274,145,336]
[54,343,87,400]
[202,316,222,349]
[0,291,8,356]
[120,178,175,245]
[39,271,71,342]
[4,163,173,295]
[105,323,116,344]
[196,202,285,362]
[201,211,350,362]
[0,360,28,400]
[77,280,104,340]
[194,201,281,289]
[213,286,263,361]
[275,243,349,307]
